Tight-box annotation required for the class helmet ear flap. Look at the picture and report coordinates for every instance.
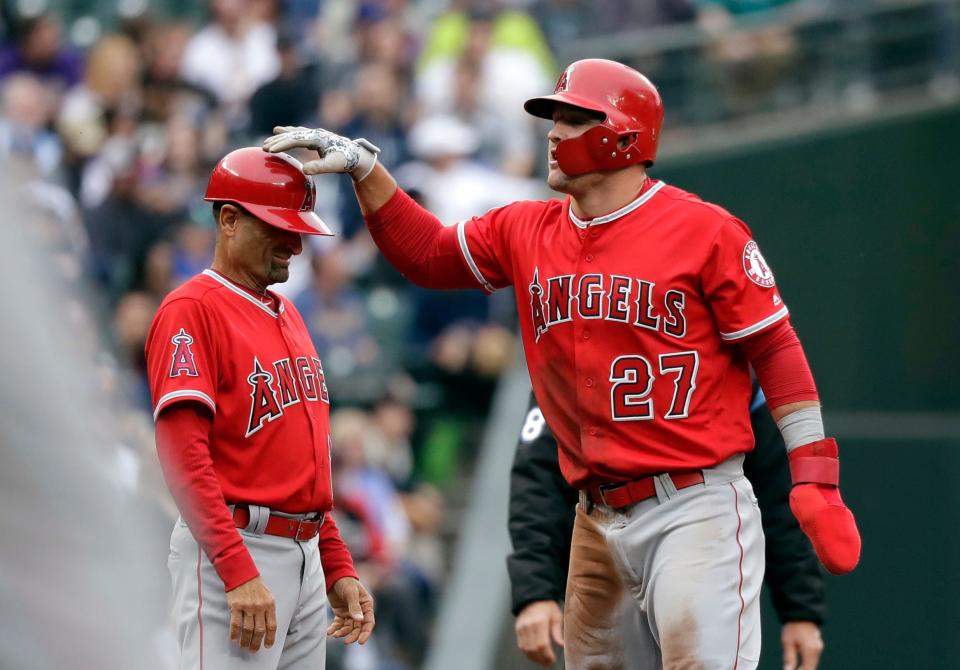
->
[556,126,648,176]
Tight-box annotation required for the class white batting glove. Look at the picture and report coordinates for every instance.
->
[263,126,381,181]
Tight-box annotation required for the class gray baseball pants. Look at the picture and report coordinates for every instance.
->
[168,515,328,669]
[564,454,765,670]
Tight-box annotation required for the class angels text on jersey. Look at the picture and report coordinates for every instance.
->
[528,267,687,342]
[246,355,330,437]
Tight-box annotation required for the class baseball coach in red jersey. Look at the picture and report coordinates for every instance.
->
[145,148,374,669]
[265,58,860,670]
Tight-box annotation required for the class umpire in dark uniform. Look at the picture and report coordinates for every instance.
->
[508,385,826,670]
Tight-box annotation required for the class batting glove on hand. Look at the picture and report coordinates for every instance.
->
[788,438,862,575]
[263,126,380,181]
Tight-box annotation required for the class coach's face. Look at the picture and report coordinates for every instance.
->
[220,204,303,288]
[546,103,604,193]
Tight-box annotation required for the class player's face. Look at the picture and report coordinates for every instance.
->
[546,104,604,193]
[236,213,303,287]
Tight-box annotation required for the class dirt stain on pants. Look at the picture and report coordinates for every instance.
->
[564,506,628,670]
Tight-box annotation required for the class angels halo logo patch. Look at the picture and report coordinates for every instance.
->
[742,241,776,287]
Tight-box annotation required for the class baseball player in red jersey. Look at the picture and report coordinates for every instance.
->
[265,58,861,669]
[145,148,375,669]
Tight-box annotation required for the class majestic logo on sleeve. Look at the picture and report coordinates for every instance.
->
[169,328,199,377]
[245,355,330,437]
[743,241,776,287]
[528,270,687,341]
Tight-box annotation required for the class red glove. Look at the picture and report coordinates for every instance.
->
[788,438,862,575]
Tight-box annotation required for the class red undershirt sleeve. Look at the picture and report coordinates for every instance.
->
[364,188,484,289]
[738,319,820,410]
[155,402,259,592]
[317,511,359,592]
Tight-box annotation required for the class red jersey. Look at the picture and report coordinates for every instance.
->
[145,269,360,591]
[457,180,788,489]
[146,269,334,513]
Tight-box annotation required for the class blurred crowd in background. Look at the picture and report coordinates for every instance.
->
[2,0,956,667]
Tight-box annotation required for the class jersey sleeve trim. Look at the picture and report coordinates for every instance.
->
[720,306,790,341]
[153,390,217,420]
[456,219,496,292]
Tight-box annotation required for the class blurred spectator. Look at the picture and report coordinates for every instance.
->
[140,22,197,123]
[294,242,380,382]
[332,408,411,561]
[57,34,142,167]
[142,215,217,301]
[136,114,209,217]
[249,29,320,136]
[415,6,553,176]
[0,13,82,92]
[334,61,412,238]
[368,392,417,487]
[449,53,535,175]
[0,73,62,176]
[697,0,804,117]
[397,114,541,227]
[112,290,159,409]
[179,0,280,124]
[169,220,216,286]
[330,407,442,669]
[82,143,181,299]
[416,5,554,111]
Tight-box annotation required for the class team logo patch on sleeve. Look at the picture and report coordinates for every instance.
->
[742,241,776,287]
[169,328,200,377]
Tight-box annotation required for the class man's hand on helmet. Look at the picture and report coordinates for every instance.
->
[263,127,380,182]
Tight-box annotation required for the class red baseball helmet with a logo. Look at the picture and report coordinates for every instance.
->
[204,147,332,235]
[524,59,664,175]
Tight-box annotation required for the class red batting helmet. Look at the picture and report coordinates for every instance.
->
[524,59,664,175]
[204,147,332,236]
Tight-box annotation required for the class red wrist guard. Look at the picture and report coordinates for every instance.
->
[789,438,840,486]
[787,438,861,575]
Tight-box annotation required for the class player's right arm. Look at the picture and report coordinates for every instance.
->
[146,297,276,651]
[263,127,515,292]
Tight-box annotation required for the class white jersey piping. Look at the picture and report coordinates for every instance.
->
[720,306,790,341]
[202,269,284,317]
[568,180,666,229]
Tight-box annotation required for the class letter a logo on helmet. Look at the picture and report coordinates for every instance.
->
[524,59,664,176]
[555,63,575,93]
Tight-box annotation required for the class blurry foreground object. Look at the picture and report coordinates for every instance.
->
[0,163,166,669]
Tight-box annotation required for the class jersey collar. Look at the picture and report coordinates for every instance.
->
[202,269,285,317]
[568,180,665,229]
